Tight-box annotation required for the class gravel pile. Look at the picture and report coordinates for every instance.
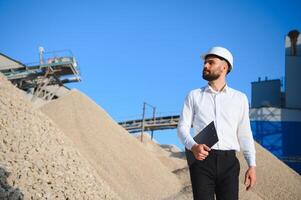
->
[0,74,119,200]
[41,90,182,200]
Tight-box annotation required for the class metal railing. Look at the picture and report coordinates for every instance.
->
[118,114,180,133]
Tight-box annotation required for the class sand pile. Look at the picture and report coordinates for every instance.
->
[136,133,187,171]
[140,133,301,199]
[40,90,182,200]
[237,142,301,200]
[0,74,119,199]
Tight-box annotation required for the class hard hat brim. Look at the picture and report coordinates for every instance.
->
[201,53,232,69]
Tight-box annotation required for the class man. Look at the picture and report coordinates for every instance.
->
[177,46,256,200]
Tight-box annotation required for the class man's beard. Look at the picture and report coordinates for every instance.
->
[202,70,221,81]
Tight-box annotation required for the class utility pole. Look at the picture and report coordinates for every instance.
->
[140,102,156,142]
[151,107,156,140]
[141,102,146,142]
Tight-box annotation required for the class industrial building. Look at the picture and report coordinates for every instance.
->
[250,30,301,173]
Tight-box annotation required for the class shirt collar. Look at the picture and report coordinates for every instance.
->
[205,84,229,94]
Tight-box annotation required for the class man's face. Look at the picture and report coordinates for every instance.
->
[202,56,226,81]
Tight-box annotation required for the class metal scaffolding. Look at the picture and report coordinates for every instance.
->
[0,49,81,101]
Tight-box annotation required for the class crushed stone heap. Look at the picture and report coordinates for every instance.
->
[0,74,119,200]
[41,90,182,200]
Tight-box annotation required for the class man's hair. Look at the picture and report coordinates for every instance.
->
[205,54,231,74]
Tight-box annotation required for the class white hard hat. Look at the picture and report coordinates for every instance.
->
[201,46,233,69]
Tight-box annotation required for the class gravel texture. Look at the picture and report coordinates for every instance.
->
[0,74,120,200]
[40,90,182,200]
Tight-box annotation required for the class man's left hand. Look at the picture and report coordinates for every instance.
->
[244,166,256,191]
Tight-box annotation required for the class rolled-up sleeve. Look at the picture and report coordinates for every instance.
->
[237,94,256,167]
[177,92,197,150]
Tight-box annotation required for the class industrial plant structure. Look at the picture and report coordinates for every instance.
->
[0,48,80,107]
[248,29,301,173]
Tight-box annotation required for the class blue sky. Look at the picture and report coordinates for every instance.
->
[1,0,301,149]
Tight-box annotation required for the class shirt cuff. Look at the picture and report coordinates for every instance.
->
[186,139,197,150]
[246,156,256,167]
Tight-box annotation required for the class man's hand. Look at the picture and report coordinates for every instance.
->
[244,166,256,191]
[191,144,211,160]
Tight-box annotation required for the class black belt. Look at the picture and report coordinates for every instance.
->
[210,149,236,156]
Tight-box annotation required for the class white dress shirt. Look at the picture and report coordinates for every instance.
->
[177,84,256,167]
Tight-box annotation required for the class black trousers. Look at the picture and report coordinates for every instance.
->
[189,150,240,200]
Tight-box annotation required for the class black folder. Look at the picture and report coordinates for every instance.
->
[185,121,219,166]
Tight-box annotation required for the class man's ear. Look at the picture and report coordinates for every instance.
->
[223,61,228,71]
[223,61,231,75]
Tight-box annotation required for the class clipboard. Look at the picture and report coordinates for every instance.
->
[185,121,219,166]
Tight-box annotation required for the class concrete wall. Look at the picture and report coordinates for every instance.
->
[285,55,301,109]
